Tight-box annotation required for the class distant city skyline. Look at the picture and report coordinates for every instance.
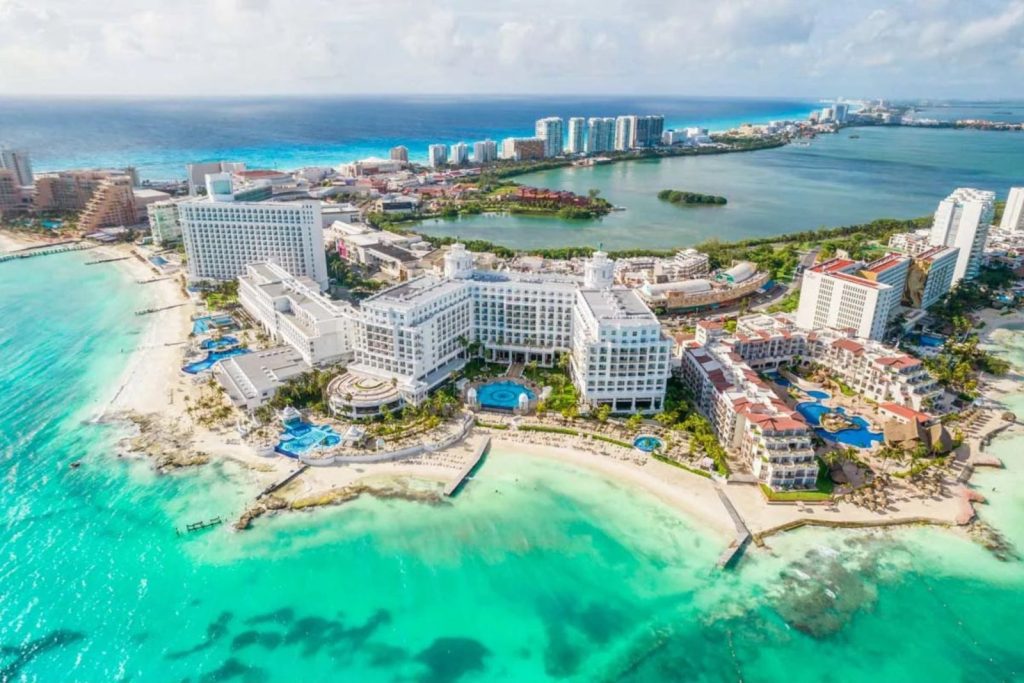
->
[1,0,1022,98]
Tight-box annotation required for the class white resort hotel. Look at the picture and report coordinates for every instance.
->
[235,242,672,418]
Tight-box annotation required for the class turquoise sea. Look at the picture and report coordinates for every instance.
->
[2,248,1024,680]
[419,126,1024,249]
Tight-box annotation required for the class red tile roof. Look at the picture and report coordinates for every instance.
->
[880,402,932,423]
[832,338,864,354]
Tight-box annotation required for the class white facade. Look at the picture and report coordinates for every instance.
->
[571,284,672,413]
[147,199,184,245]
[586,117,615,153]
[427,144,449,168]
[1001,187,1024,232]
[450,143,469,166]
[567,118,586,154]
[614,116,635,151]
[472,140,497,163]
[534,117,564,157]
[239,262,354,366]
[795,257,897,340]
[179,192,328,289]
[929,187,995,284]
[888,229,933,256]
[331,245,669,414]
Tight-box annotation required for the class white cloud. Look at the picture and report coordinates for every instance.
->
[0,0,1020,97]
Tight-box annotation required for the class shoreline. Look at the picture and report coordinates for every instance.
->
[6,227,1023,559]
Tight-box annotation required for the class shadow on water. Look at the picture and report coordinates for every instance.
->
[0,629,85,681]
[166,612,234,660]
[414,637,490,683]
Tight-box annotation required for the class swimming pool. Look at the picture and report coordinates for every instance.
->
[200,336,239,350]
[918,333,945,348]
[41,219,62,229]
[796,401,882,449]
[182,347,250,374]
[765,371,792,387]
[633,435,663,452]
[192,315,238,335]
[149,255,169,267]
[477,380,535,410]
[276,421,342,458]
[806,390,831,401]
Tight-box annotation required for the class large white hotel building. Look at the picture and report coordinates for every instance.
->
[235,239,672,416]
[180,173,328,289]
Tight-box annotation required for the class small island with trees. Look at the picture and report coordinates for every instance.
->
[657,189,728,207]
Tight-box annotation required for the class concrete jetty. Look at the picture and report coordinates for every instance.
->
[257,464,310,499]
[715,488,751,569]
[444,437,490,497]
[0,241,95,263]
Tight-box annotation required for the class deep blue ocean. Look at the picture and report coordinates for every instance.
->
[0,96,814,180]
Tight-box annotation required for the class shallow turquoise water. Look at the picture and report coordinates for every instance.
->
[2,254,1023,681]
[419,126,1024,249]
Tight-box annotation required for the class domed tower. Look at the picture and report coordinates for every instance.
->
[444,241,474,280]
[584,244,614,289]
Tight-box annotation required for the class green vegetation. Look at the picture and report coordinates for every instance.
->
[766,287,801,313]
[591,434,633,449]
[460,358,505,381]
[475,420,509,430]
[924,315,1010,399]
[520,425,579,436]
[325,249,384,297]
[267,367,342,415]
[200,280,239,309]
[652,453,714,479]
[523,357,578,412]
[657,189,727,206]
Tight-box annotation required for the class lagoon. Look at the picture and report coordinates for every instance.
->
[417,127,1024,250]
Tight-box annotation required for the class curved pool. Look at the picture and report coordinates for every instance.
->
[806,390,831,401]
[477,380,535,410]
[633,435,663,452]
[182,347,250,374]
[796,401,882,448]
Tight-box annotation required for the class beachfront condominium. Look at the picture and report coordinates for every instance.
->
[585,118,616,154]
[239,262,355,366]
[904,246,959,310]
[179,173,328,289]
[0,149,33,187]
[1000,187,1024,232]
[534,117,564,157]
[427,144,449,169]
[0,170,32,217]
[929,187,995,285]
[472,140,497,164]
[501,137,545,162]
[389,146,409,163]
[614,116,634,151]
[450,142,469,166]
[795,255,909,340]
[631,115,664,148]
[147,198,185,246]
[78,175,138,233]
[567,118,586,154]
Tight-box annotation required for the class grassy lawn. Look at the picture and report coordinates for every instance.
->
[461,359,507,381]
[591,434,633,449]
[520,425,578,436]
[759,459,835,501]
[652,454,714,479]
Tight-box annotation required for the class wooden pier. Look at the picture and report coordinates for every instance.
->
[181,517,223,533]
[85,255,130,265]
[715,488,751,569]
[444,437,490,497]
[135,302,187,316]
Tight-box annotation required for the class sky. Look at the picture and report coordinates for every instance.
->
[1,0,1022,99]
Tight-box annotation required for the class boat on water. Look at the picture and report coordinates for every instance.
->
[849,134,860,139]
